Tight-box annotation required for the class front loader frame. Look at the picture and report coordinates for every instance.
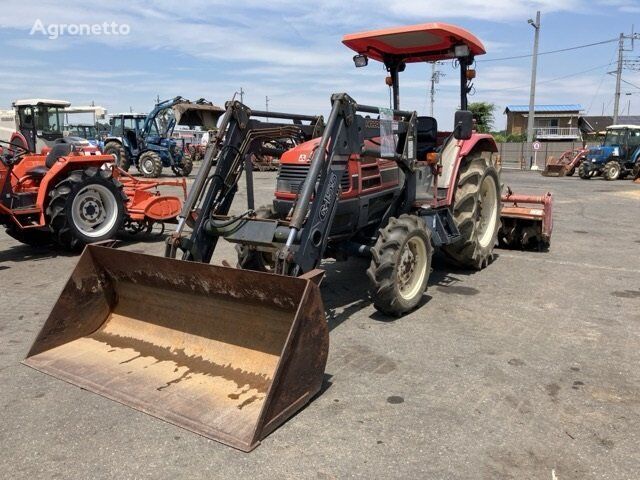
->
[165,100,324,262]
[165,93,464,275]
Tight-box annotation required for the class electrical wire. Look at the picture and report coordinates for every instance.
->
[587,44,619,114]
[478,37,618,63]
[494,62,616,93]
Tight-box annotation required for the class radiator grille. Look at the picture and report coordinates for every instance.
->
[276,164,351,193]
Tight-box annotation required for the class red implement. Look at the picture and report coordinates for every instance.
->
[500,189,553,250]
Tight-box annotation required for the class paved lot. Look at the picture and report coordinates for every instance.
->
[1,168,639,479]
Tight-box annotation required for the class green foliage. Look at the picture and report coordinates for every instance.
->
[468,102,496,133]
[492,131,526,143]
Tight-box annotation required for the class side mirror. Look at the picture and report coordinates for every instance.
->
[453,110,473,140]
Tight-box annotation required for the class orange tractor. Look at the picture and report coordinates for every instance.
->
[0,140,185,248]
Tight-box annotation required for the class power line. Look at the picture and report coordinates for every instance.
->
[494,62,615,93]
[587,43,619,114]
[478,37,618,62]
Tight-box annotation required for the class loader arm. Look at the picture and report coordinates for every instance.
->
[166,100,324,263]
[281,93,418,274]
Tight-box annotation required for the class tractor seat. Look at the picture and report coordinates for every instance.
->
[24,143,74,180]
[416,116,438,160]
[45,143,74,168]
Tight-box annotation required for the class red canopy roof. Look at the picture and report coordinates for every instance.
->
[342,23,486,63]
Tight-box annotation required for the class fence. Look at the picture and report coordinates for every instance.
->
[497,141,598,170]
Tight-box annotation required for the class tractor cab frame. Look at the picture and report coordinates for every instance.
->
[4,99,70,153]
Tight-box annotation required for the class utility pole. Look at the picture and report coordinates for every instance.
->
[239,87,244,103]
[613,33,624,124]
[526,11,541,145]
[265,96,270,120]
[429,63,444,117]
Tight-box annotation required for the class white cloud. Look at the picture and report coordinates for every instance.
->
[0,0,635,128]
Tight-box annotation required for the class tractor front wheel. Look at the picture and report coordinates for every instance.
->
[578,162,591,179]
[103,141,130,172]
[138,151,163,178]
[602,161,621,181]
[367,214,433,316]
[442,153,500,270]
[46,167,126,250]
[172,156,193,177]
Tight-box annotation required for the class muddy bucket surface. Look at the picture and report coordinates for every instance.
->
[23,245,328,451]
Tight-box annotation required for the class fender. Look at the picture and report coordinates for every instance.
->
[103,136,125,147]
[35,154,118,218]
[439,133,498,191]
[9,132,29,153]
[459,133,498,157]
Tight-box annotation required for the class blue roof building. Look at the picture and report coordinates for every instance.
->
[504,104,583,141]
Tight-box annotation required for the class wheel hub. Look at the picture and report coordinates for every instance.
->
[71,184,119,238]
[78,196,105,225]
[476,174,498,249]
[397,236,428,300]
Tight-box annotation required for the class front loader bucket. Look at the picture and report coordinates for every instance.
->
[541,163,567,177]
[23,245,328,452]
[499,192,553,251]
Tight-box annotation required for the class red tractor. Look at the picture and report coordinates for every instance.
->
[23,23,553,452]
[0,140,185,248]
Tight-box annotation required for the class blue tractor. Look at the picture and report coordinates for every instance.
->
[579,125,640,180]
[102,97,223,178]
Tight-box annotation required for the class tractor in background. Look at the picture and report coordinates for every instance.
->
[579,125,640,180]
[0,139,185,249]
[102,97,224,178]
[1,99,71,153]
[65,124,101,147]
[541,147,588,177]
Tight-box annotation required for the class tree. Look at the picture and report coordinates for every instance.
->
[468,102,496,133]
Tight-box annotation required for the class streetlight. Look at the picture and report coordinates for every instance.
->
[526,11,541,162]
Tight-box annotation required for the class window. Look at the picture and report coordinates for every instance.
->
[627,129,640,148]
[34,106,62,133]
[603,129,624,147]
[19,106,34,127]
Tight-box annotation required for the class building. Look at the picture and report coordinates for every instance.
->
[504,104,582,140]
[578,115,640,135]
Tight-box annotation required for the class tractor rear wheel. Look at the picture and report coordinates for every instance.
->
[367,214,433,316]
[602,161,621,181]
[46,167,126,250]
[236,204,278,272]
[103,141,130,172]
[138,151,163,178]
[172,156,193,177]
[442,153,500,270]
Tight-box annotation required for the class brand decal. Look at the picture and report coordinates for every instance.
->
[319,173,337,220]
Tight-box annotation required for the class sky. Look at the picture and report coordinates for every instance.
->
[0,0,639,129]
